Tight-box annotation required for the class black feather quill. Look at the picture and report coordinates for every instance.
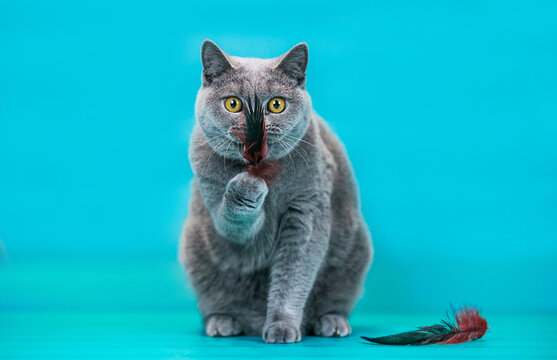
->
[242,95,267,164]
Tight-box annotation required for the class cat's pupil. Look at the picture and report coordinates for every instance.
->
[273,100,280,109]
[230,99,237,108]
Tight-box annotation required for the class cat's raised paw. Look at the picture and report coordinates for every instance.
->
[225,172,268,211]
[205,314,242,337]
[314,314,351,337]
[263,321,301,344]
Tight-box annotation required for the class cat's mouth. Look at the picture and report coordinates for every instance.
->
[227,127,285,147]
[226,121,297,164]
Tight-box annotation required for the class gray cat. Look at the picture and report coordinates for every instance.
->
[179,40,373,344]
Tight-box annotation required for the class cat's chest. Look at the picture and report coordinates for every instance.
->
[216,219,280,273]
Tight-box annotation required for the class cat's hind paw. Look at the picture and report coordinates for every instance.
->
[205,314,242,337]
[263,321,301,344]
[313,314,351,337]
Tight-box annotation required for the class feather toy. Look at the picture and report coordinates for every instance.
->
[232,95,280,185]
[361,305,489,345]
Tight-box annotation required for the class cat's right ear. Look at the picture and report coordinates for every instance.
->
[275,43,309,87]
[201,40,233,85]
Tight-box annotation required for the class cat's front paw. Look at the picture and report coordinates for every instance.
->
[225,172,268,212]
[263,321,301,344]
[313,314,351,337]
[205,314,242,337]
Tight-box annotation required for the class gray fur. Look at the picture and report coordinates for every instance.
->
[179,40,373,343]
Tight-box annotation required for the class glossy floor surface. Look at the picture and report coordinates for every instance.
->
[1,262,555,359]
[1,311,556,359]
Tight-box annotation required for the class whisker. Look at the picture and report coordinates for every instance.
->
[282,134,319,149]
[282,137,311,162]
[203,133,226,146]
[200,135,229,175]
[223,140,233,177]
[285,136,313,165]
[281,137,311,173]
[277,140,296,173]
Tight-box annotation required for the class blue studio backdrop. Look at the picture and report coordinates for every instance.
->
[0,0,556,319]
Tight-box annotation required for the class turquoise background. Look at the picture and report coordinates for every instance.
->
[2,1,556,358]
[1,0,556,345]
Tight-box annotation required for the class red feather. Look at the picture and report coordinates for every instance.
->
[232,96,280,185]
[361,305,489,345]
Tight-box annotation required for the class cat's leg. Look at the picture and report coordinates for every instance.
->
[263,197,330,344]
[205,314,242,337]
[197,268,268,337]
[198,280,268,337]
[181,215,270,336]
[182,174,271,336]
[181,215,258,337]
[313,313,352,337]
[308,223,372,337]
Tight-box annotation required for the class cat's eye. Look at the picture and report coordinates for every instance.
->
[224,97,242,113]
[268,98,285,113]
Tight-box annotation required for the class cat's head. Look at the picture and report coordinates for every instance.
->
[195,40,312,162]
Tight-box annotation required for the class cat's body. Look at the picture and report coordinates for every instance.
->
[180,41,372,343]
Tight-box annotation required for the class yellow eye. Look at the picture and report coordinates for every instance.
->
[224,97,242,113]
[268,97,285,113]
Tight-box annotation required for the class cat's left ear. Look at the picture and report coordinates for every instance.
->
[275,43,308,87]
[201,40,233,85]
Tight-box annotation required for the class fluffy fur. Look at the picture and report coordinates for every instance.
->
[179,40,373,343]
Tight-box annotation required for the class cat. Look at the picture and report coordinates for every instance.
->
[179,40,373,344]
